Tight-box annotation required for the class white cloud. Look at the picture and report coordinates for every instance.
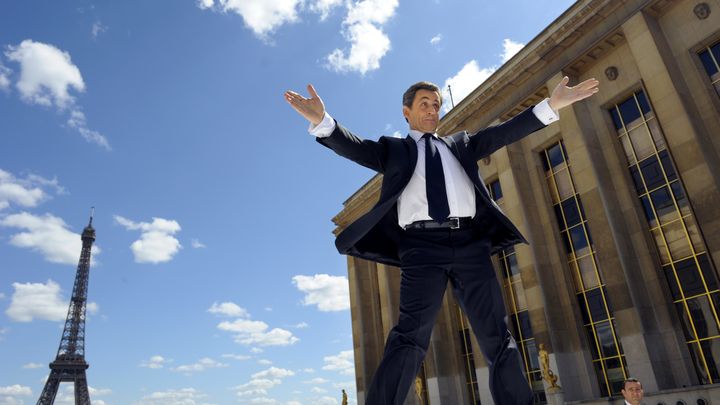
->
[0,63,11,91]
[252,367,295,379]
[171,357,228,374]
[132,388,208,405]
[325,0,398,75]
[441,38,525,113]
[292,274,349,312]
[67,108,111,150]
[258,359,272,365]
[303,378,328,384]
[218,319,299,346]
[204,0,302,40]
[190,238,206,248]
[250,347,264,354]
[5,279,99,322]
[4,40,84,108]
[114,215,182,264]
[22,362,43,369]
[430,34,442,46]
[322,350,354,376]
[293,322,309,329]
[311,387,327,394]
[222,353,251,361]
[91,21,108,39]
[315,397,338,405]
[250,397,280,404]
[52,385,111,405]
[286,401,303,405]
[310,0,343,20]
[300,368,315,373]
[197,0,214,10]
[208,301,249,318]
[0,385,32,395]
[0,169,47,211]
[140,355,169,369]
[4,40,109,149]
[501,38,524,63]
[0,212,100,265]
[441,60,495,113]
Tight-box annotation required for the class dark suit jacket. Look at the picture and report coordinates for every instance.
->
[317,106,546,267]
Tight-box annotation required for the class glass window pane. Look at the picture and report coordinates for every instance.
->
[640,195,657,227]
[629,165,645,194]
[507,253,519,276]
[620,134,636,165]
[491,180,502,201]
[650,186,678,225]
[647,117,666,151]
[560,230,572,254]
[712,43,720,66]
[663,264,682,300]
[699,254,719,292]
[610,107,624,130]
[570,225,590,256]
[553,203,565,231]
[678,303,698,340]
[555,168,574,201]
[596,320,619,357]
[652,227,671,264]
[524,339,540,371]
[586,287,609,322]
[688,341,712,383]
[578,255,600,289]
[562,197,582,228]
[640,155,666,191]
[686,218,705,253]
[618,96,642,128]
[628,126,655,161]
[577,293,591,325]
[512,281,527,311]
[663,220,692,261]
[699,338,720,382]
[700,48,719,76]
[547,174,560,204]
[637,91,651,115]
[517,311,533,339]
[670,181,691,217]
[547,143,564,169]
[659,150,676,181]
[676,257,706,297]
[687,295,720,339]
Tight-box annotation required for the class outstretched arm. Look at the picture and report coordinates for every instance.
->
[548,76,600,113]
[284,84,325,126]
[284,84,387,172]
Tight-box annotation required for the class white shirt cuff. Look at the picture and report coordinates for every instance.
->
[532,98,559,125]
[308,112,336,138]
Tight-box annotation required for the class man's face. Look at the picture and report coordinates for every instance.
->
[621,381,643,405]
[403,89,441,133]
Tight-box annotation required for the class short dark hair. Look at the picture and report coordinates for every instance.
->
[402,81,442,108]
[622,378,641,390]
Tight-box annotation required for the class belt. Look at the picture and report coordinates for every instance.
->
[404,217,474,230]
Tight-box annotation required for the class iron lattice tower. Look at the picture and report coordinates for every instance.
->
[37,212,96,405]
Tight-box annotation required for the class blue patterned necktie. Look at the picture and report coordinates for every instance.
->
[423,133,450,222]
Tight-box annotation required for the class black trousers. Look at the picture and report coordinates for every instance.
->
[364,227,533,405]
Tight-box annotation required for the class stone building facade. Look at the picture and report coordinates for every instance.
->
[331,0,720,403]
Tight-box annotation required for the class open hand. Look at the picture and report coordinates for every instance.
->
[548,76,600,113]
[284,84,325,126]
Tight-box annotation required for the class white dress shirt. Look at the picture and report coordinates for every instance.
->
[310,98,559,227]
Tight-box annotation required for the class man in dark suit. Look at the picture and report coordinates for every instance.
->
[285,76,598,404]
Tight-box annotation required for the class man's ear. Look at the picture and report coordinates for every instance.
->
[402,106,410,123]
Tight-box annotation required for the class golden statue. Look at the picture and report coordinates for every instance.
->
[341,389,348,405]
[538,343,560,391]
[414,376,424,402]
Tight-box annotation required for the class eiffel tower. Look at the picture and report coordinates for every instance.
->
[37,211,96,404]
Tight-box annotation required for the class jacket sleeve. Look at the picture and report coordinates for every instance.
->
[466,106,546,160]
[316,121,388,173]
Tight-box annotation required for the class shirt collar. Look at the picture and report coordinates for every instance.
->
[408,129,439,142]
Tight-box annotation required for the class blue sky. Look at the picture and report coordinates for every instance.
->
[0,1,575,403]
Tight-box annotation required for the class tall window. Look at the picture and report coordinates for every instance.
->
[457,306,481,404]
[541,142,628,395]
[610,90,720,383]
[698,40,720,96]
[488,181,546,404]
